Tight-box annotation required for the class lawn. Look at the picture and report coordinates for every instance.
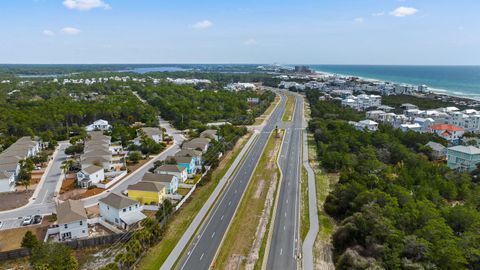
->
[282,94,295,122]
[214,131,283,269]
[136,133,252,270]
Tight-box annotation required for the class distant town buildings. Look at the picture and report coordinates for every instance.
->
[224,82,257,91]
[341,94,382,111]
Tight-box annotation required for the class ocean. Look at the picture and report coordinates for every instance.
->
[310,65,480,100]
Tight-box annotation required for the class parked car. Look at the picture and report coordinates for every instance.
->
[22,216,33,226]
[33,215,42,224]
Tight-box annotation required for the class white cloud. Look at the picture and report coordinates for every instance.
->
[372,12,385,17]
[63,0,110,11]
[43,30,55,36]
[192,20,213,29]
[390,6,418,17]
[244,38,258,45]
[354,17,365,24]
[60,27,81,35]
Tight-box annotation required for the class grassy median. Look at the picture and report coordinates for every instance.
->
[213,130,283,270]
[136,133,252,270]
[282,94,295,121]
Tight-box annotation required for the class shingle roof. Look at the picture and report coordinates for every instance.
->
[57,200,87,224]
[142,172,175,183]
[83,165,103,175]
[100,193,138,209]
[175,149,202,158]
[426,141,445,152]
[154,165,186,174]
[128,181,165,192]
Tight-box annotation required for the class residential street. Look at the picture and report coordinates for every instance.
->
[0,142,69,229]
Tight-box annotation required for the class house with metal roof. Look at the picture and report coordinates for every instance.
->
[447,145,480,172]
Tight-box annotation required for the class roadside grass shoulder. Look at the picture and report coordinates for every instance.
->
[254,94,280,126]
[300,166,310,242]
[136,133,252,270]
[214,131,283,269]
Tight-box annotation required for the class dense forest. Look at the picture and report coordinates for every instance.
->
[0,81,158,149]
[307,89,480,269]
[136,83,275,130]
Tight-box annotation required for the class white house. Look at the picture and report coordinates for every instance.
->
[414,117,435,133]
[76,165,104,188]
[99,193,146,230]
[133,127,163,146]
[86,119,112,132]
[350,120,379,132]
[57,200,89,241]
[154,165,188,182]
[431,124,465,143]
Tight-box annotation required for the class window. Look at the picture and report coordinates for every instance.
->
[129,206,132,211]
[82,230,85,233]
[80,221,83,226]
[115,218,119,223]
[64,224,68,229]
[123,209,126,212]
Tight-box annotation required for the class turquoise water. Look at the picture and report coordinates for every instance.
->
[310,65,480,99]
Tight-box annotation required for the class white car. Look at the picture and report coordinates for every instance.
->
[22,216,33,226]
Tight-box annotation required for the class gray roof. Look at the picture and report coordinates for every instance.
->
[128,181,165,192]
[175,149,202,158]
[141,127,162,137]
[154,164,186,174]
[82,165,104,175]
[142,172,175,183]
[426,141,446,152]
[448,145,480,155]
[174,156,194,164]
[200,129,217,139]
[100,193,138,209]
[57,200,87,224]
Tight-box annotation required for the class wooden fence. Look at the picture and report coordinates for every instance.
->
[0,232,132,261]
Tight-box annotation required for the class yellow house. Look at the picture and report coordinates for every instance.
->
[127,181,166,204]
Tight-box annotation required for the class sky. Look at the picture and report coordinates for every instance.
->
[0,0,479,65]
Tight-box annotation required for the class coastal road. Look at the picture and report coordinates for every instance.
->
[266,91,303,270]
[0,142,69,229]
[175,93,287,270]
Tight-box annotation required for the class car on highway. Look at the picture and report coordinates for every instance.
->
[22,216,33,226]
[33,215,43,224]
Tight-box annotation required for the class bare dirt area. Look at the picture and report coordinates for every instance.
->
[0,190,34,211]
[0,219,51,251]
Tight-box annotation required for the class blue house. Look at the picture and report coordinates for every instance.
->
[447,145,480,172]
[175,149,202,170]
[142,172,179,194]
[174,156,197,176]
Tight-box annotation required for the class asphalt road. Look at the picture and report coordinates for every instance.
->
[176,94,287,270]
[266,92,303,270]
[0,142,69,229]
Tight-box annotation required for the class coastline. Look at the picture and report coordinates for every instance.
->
[311,68,480,104]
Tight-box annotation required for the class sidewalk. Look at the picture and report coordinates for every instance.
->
[160,131,259,270]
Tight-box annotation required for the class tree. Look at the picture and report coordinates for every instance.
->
[21,231,39,250]
[17,167,32,190]
[128,151,142,164]
[30,242,78,270]
[155,200,173,222]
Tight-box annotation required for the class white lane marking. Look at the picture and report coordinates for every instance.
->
[286,199,289,204]
[280,248,283,255]
[211,232,215,238]
[221,215,224,220]
[235,189,237,194]
[228,201,231,206]
[200,253,204,261]
[285,211,287,217]
[284,225,286,231]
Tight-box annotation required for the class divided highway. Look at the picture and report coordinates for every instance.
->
[176,94,287,270]
[266,92,303,270]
